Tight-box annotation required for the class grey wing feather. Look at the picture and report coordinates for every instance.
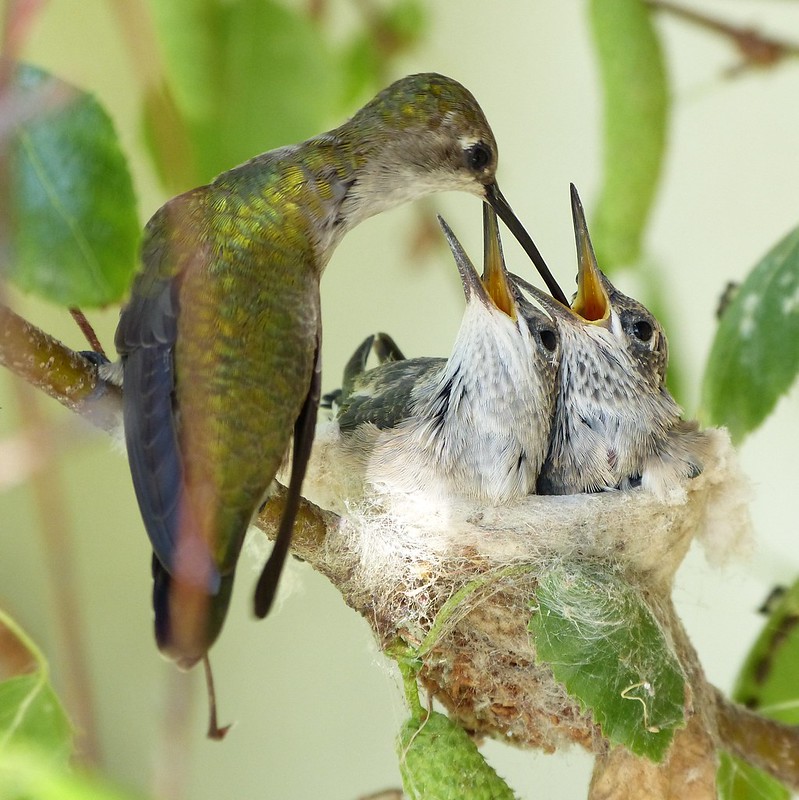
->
[115,277,183,575]
[336,357,445,431]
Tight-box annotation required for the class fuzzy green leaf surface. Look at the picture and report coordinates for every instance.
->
[530,562,685,761]
[702,224,799,442]
[589,0,669,270]
[398,710,516,800]
[146,0,342,185]
[4,63,139,306]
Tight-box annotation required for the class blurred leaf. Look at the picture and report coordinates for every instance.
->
[717,751,790,800]
[0,610,72,764]
[716,579,799,798]
[385,0,426,45]
[340,34,382,109]
[589,0,669,270]
[398,709,516,800]
[702,224,799,442]
[145,0,343,186]
[530,561,685,762]
[0,677,72,764]
[0,747,143,800]
[340,0,427,109]
[3,63,140,306]
[730,579,799,725]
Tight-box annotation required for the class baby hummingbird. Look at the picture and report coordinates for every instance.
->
[333,204,561,504]
[113,73,564,668]
[518,185,709,498]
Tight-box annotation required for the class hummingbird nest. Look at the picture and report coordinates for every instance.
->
[279,420,752,757]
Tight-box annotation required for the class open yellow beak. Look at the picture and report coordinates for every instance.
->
[482,203,517,320]
[569,184,610,325]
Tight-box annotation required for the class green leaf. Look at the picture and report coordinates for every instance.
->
[145,0,343,186]
[589,0,669,270]
[702,224,799,442]
[0,611,72,764]
[731,580,799,725]
[0,677,72,765]
[715,581,799,798]
[398,710,516,800]
[530,561,686,761]
[0,747,143,800]
[717,751,790,800]
[4,63,139,307]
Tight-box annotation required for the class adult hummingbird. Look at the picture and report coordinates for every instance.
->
[518,185,709,498]
[332,204,561,504]
[113,73,567,669]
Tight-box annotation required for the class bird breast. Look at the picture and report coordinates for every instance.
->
[364,305,553,504]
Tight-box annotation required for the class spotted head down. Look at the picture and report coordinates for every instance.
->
[515,184,710,497]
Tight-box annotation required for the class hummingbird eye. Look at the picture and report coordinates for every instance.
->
[632,319,653,342]
[538,327,558,353]
[465,141,493,172]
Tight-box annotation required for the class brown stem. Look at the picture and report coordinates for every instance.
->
[714,686,799,791]
[647,0,799,70]
[69,307,106,357]
[0,302,122,432]
[589,714,717,800]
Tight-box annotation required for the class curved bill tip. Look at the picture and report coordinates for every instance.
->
[570,183,609,323]
[436,214,489,306]
[484,182,569,307]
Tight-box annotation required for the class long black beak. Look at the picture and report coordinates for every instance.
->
[484,182,569,307]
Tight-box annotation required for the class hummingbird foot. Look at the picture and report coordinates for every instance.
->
[202,655,232,741]
[77,349,110,367]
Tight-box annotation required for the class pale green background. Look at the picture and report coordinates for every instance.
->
[2,1,799,798]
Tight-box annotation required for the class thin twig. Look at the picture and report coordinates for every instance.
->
[69,307,106,357]
[647,0,799,73]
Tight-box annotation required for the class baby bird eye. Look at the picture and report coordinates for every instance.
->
[538,327,558,352]
[632,319,653,342]
[466,141,493,172]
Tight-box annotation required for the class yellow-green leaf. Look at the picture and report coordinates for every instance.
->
[398,710,516,800]
[0,747,143,800]
[0,612,72,764]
